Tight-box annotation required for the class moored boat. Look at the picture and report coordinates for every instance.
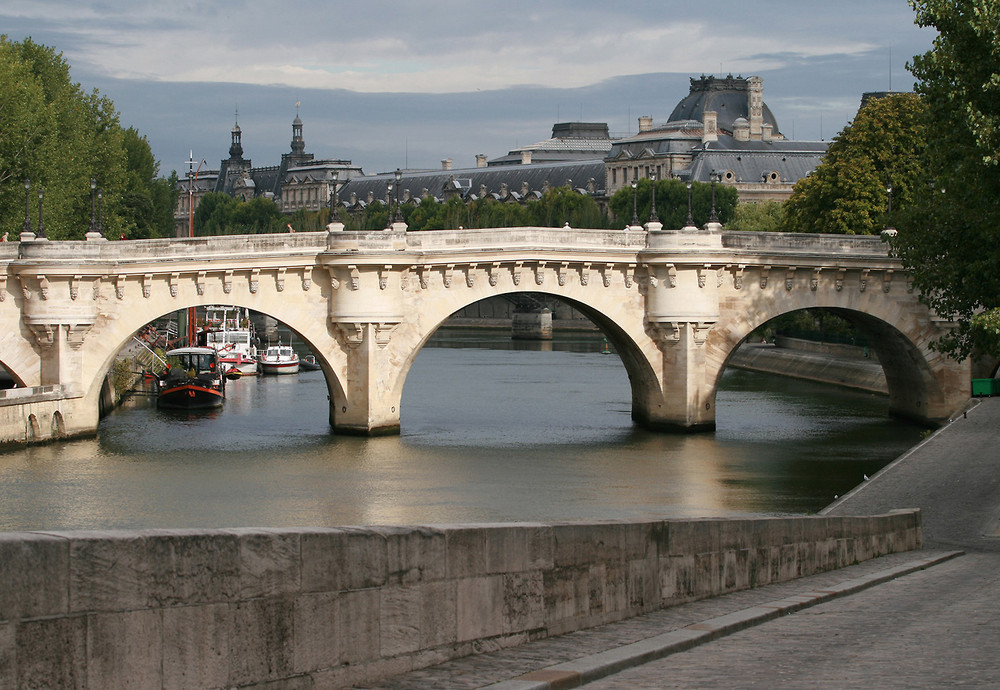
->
[299,354,321,371]
[157,346,226,409]
[259,345,299,375]
[204,306,259,375]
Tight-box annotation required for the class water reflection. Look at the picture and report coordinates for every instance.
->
[0,331,922,531]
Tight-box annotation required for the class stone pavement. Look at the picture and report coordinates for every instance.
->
[359,398,1000,689]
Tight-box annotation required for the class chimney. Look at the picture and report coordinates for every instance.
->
[638,116,653,133]
[702,110,718,143]
[761,123,773,142]
[441,158,453,171]
[521,150,532,165]
[476,154,488,168]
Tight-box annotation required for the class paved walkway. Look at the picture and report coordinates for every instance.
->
[359,398,1000,689]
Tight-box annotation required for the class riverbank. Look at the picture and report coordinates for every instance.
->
[728,341,888,394]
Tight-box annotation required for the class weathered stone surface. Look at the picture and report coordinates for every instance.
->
[457,575,504,642]
[300,528,386,593]
[372,525,447,584]
[292,591,339,674]
[86,609,162,689]
[337,589,380,665]
[230,597,295,685]
[419,580,457,648]
[0,532,68,620]
[0,621,15,689]
[233,529,301,599]
[162,603,230,689]
[380,585,422,657]
[503,571,545,633]
[17,615,88,688]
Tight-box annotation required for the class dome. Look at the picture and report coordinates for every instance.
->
[668,75,781,136]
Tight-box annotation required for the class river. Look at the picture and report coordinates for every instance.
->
[0,330,923,531]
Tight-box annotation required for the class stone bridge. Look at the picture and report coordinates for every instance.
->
[0,221,970,443]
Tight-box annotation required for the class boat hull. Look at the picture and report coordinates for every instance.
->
[259,361,299,375]
[157,383,225,409]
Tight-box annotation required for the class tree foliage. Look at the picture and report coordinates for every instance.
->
[0,37,174,240]
[780,93,928,235]
[193,192,284,235]
[891,0,1000,358]
[607,179,737,229]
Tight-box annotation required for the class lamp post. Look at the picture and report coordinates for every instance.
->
[386,181,394,229]
[647,170,659,223]
[886,183,893,216]
[631,179,639,227]
[686,181,694,227]
[708,171,720,224]
[329,169,340,216]
[22,179,32,235]
[36,188,45,238]
[97,189,103,236]
[394,168,403,224]
[89,178,98,233]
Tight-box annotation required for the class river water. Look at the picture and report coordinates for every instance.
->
[0,331,923,531]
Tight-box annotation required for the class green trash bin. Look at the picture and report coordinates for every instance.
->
[972,378,998,397]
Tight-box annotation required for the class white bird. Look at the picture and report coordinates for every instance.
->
[863,474,870,481]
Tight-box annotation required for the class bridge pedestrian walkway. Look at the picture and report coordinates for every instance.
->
[361,398,1000,689]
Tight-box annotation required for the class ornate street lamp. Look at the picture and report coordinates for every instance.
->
[648,170,659,223]
[394,168,403,223]
[386,180,394,229]
[37,187,45,238]
[686,181,694,227]
[22,179,32,235]
[708,171,721,224]
[631,179,639,226]
[886,183,893,216]
[329,169,340,216]
[89,178,98,233]
[97,188,104,236]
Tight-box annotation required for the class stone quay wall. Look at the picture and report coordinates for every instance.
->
[0,512,921,688]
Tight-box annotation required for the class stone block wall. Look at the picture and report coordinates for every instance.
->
[0,512,921,688]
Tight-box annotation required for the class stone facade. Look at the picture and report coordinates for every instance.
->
[0,512,922,688]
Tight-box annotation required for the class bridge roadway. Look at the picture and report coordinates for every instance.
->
[0,224,972,444]
[359,398,1000,689]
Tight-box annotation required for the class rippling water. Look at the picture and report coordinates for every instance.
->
[0,332,923,531]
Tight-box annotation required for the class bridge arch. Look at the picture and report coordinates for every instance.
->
[382,289,663,429]
[707,287,963,425]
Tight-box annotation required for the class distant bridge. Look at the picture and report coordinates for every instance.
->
[0,220,969,443]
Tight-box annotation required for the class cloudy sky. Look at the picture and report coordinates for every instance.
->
[4,1,935,176]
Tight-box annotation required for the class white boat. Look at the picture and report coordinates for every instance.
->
[203,306,259,375]
[259,344,299,375]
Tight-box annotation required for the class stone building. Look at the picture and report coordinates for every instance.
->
[605,75,828,202]
[174,114,364,235]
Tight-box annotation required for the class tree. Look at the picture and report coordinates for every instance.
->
[607,179,737,229]
[0,37,173,240]
[193,193,282,235]
[780,93,928,235]
[728,200,785,232]
[891,0,1000,359]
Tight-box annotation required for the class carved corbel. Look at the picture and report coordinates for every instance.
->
[835,268,846,292]
[489,262,501,287]
[418,265,430,290]
[223,270,234,294]
[732,265,745,290]
[196,271,206,296]
[116,274,127,300]
[249,268,260,294]
[553,262,566,286]
[92,277,101,301]
[624,264,635,288]
[759,265,771,289]
[66,324,92,349]
[882,269,893,293]
[860,269,870,293]
[698,265,710,289]
[169,273,180,297]
[337,322,364,347]
[580,262,591,287]
[443,264,454,288]
[466,263,477,288]
[646,264,659,289]
[785,267,796,291]
[647,321,681,345]
[0,274,6,301]
[276,267,286,292]
[68,275,81,301]
[692,321,714,344]
[602,263,614,287]
[534,261,546,285]
[28,323,56,347]
[512,262,523,286]
[378,265,391,291]
[301,268,312,291]
[348,266,360,290]
[667,264,677,288]
[142,274,153,298]
[38,275,50,301]
[373,322,399,348]
[717,268,725,288]
[810,268,821,291]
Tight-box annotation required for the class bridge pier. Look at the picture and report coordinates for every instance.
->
[329,322,403,436]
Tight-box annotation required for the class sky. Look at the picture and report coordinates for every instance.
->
[3,1,936,177]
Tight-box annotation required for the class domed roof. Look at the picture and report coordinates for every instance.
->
[668,75,781,136]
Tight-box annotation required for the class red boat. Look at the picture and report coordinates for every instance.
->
[157,347,226,409]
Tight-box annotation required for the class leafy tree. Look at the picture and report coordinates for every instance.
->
[891,0,1000,358]
[0,37,173,240]
[781,93,928,235]
[728,200,785,232]
[193,192,283,235]
[608,179,737,229]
